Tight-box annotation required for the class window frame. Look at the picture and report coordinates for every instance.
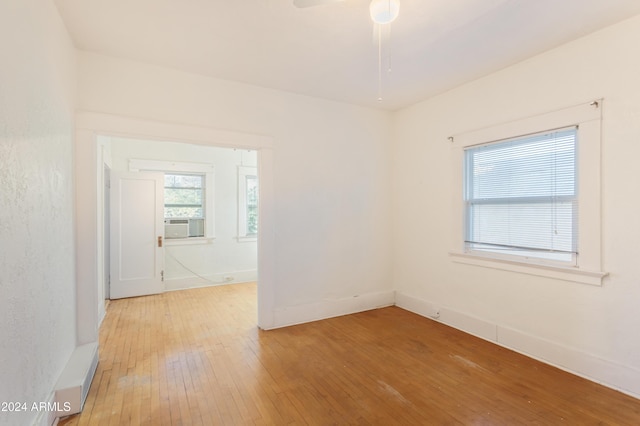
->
[238,166,258,241]
[163,172,206,220]
[463,126,578,267]
[129,159,215,244]
[449,101,607,286]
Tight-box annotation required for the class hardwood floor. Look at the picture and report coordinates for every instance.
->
[59,283,640,425]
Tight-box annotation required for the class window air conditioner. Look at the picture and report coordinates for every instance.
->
[165,219,188,239]
[188,218,205,238]
[164,218,205,239]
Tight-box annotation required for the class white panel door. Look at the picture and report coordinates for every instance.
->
[110,171,164,299]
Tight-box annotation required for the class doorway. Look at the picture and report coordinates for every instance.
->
[76,112,275,342]
[106,137,259,300]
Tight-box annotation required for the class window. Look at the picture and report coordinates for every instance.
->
[464,127,577,265]
[238,166,258,240]
[129,159,215,242]
[449,101,606,285]
[245,175,258,235]
[164,173,205,219]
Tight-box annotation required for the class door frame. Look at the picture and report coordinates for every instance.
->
[75,112,276,346]
[103,163,111,301]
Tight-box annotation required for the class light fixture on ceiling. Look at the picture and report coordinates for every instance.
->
[369,0,400,25]
[370,0,400,101]
[293,0,400,102]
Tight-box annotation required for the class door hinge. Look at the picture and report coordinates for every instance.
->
[161,270,164,282]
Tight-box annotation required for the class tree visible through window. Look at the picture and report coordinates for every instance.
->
[246,175,258,235]
[238,166,258,239]
[164,173,205,219]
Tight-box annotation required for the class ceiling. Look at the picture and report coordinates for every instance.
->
[54,0,640,111]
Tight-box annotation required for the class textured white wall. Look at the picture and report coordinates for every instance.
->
[392,14,640,396]
[77,52,394,326]
[0,0,77,425]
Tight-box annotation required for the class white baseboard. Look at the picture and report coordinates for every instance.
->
[165,269,257,292]
[270,290,395,329]
[395,291,640,399]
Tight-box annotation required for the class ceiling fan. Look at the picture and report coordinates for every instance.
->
[293,0,400,25]
[293,0,401,101]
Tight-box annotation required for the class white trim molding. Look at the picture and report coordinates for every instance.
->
[449,250,608,286]
[449,100,607,285]
[76,111,273,150]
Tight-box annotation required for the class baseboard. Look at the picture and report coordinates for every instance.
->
[54,343,99,419]
[270,290,395,329]
[395,291,640,399]
[164,269,257,292]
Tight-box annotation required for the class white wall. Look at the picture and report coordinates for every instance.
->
[109,137,258,288]
[77,52,394,328]
[392,14,640,397]
[0,0,77,425]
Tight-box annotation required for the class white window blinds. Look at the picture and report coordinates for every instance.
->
[464,127,577,264]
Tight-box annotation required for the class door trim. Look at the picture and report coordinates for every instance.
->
[75,111,276,346]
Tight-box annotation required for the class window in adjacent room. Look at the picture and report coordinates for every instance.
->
[238,166,258,240]
[129,159,215,241]
[164,173,205,219]
[164,173,206,238]
[464,127,577,265]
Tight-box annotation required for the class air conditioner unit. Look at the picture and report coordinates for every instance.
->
[165,219,189,239]
[189,218,205,237]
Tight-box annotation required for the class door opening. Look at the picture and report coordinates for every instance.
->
[106,137,259,302]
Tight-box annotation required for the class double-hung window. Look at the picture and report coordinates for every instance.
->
[164,173,205,220]
[129,159,215,242]
[450,100,607,285]
[238,166,258,240]
[164,173,206,238]
[464,127,577,265]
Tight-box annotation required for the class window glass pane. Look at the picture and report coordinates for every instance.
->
[164,188,202,206]
[464,127,577,261]
[246,175,258,235]
[164,174,202,188]
[164,173,205,219]
[165,207,203,219]
[468,201,576,252]
[469,129,576,199]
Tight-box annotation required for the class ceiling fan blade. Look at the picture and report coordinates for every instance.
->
[293,0,345,8]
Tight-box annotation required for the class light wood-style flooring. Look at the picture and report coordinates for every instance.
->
[59,282,640,425]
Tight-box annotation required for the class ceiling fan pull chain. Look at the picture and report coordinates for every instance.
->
[378,24,383,101]
[388,21,393,73]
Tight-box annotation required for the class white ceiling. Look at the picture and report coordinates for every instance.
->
[54,0,640,110]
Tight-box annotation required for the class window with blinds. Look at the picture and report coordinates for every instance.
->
[464,127,577,264]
